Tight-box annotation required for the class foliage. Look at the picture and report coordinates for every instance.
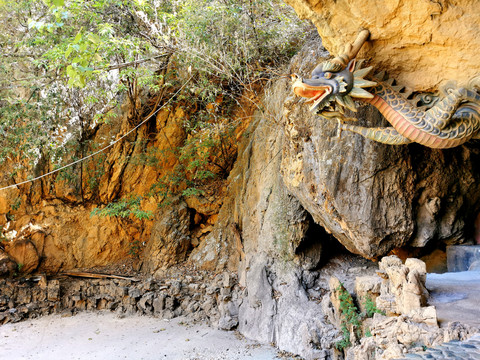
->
[0,0,309,210]
[10,198,21,211]
[128,239,141,258]
[335,283,361,351]
[90,196,152,220]
[335,324,351,351]
[0,0,169,181]
[334,288,386,351]
[175,0,307,98]
[363,295,385,318]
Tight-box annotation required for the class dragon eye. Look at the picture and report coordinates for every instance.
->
[324,72,332,79]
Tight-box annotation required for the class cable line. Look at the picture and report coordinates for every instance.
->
[0,78,191,192]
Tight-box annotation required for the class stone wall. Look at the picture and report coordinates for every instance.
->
[0,270,241,330]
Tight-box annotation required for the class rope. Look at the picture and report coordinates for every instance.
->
[0,78,191,192]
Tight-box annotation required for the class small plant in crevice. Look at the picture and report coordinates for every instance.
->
[90,196,153,220]
[362,295,385,318]
[10,198,21,211]
[335,283,362,351]
[335,323,352,351]
[334,289,386,351]
[14,263,25,276]
[129,240,142,258]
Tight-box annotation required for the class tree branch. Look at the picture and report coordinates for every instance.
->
[103,53,173,71]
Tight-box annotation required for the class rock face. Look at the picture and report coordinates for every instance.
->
[141,199,191,274]
[281,35,480,259]
[0,250,16,277]
[1,204,135,273]
[0,102,205,274]
[189,71,340,358]
[5,239,39,274]
[283,0,480,92]
[185,32,480,357]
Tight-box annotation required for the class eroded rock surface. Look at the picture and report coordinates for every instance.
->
[184,33,480,357]
[5,239,39,274]
[0,250,16,277]
[189,70,352,358]
[141,198,191,274]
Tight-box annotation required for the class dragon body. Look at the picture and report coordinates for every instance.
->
[292,30,480,149]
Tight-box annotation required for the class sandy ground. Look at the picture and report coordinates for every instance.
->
[427,270,480,327]
[0,312,288,360]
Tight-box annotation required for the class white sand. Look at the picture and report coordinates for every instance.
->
[0,312,284,360]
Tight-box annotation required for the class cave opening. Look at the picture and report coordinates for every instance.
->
[295,213,349,271]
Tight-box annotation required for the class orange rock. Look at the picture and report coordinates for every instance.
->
[6,239,39,274]
[284,0,480,92]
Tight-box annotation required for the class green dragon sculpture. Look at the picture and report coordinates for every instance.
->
[292,30,480,148]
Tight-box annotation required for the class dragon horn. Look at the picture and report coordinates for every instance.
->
[323,29,370,72]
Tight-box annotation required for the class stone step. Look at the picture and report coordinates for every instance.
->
[395,334,480,360]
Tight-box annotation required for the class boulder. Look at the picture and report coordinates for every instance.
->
[375,256,435,325]
[5,239,39,274]
[141,198,191,274]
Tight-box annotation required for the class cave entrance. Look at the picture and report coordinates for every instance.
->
[294,213,348,271]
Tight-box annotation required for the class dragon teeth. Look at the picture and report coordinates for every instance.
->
[309,88,331,112]
[335,95,346,107]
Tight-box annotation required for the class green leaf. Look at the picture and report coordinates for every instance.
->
[73,30,82,44]
[87,33,101,45]
[65,46,73,58]
[52,0,64,7]
[27,19,36,29]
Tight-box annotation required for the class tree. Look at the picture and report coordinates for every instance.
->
[0,0,310,207]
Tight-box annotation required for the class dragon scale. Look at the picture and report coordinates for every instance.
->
[340,83,480,148]
[291,30,480,149]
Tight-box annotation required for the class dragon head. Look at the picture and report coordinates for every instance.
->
[292,30,377,115]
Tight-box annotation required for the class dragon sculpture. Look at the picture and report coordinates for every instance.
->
[292,30,480,148]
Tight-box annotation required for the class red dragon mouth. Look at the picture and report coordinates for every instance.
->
[291,76,332,111]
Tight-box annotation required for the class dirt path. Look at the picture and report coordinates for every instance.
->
[0,312,287,360]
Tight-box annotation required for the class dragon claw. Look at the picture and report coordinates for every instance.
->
[335,118,344,139]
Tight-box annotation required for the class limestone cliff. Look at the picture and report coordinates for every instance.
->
[182,30,480,357]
